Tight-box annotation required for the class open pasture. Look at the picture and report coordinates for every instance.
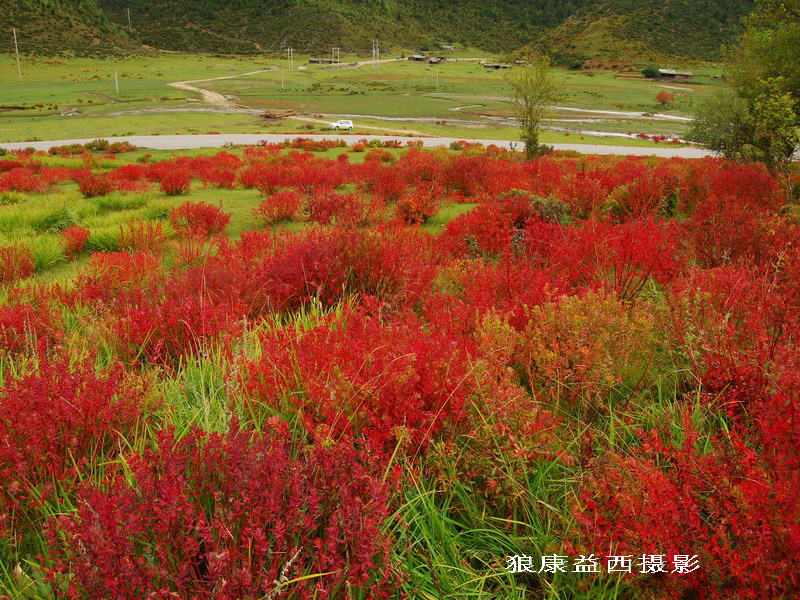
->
[1,52,721,145]
[0,139,798,598]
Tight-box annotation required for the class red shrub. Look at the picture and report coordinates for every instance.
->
[68,251,163,306]
[574,414,800,599]
[75,170,115,198]
[118,220,168,254]
[243,305,474,449]
[396,188,440,224]
[364,148,394,163]
[0,167,47,193]
[159,169,192,195]
[108,265,248,364]
[440,205,514,258]
[253,190,304,224]
[0,301,62,355]
[61,225,91,259]
[169,201,231,238]
[0,244,35,284]
[0,358,150,538]
[46,425,394,599]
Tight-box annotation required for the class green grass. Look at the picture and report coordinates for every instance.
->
[1,53,725,145]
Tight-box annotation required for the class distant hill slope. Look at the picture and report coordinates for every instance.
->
[539,0,754,64]
[1,0,754,61]
[96,0,591,54]
[0,0,134,56]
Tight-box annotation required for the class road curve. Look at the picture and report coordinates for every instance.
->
[0,134,713,158]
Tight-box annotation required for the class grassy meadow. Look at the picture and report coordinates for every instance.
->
[1,51,723,145]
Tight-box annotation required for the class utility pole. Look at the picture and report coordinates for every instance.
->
[332,47,340,68]
[372,39,379,70]
[127,7,132,30]
[114,70,119,95]
[281,68,284,89]
[287,47,294,71]
[13,28,22,82]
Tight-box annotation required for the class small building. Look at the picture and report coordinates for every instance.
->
[409,54,426,62]
[429,56,446,64]
[658,68,693,81]
[308,58,321,64]
[483,63,511,70]
[441,45,455,53]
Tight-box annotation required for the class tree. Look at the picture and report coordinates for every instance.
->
[688,80,799,196]
[642,64,660,79]
[687,88,754,160]
[656,90,676,106]
[689,0,800,199]
[504,54,558,160]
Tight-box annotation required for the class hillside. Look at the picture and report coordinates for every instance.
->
[1,0,754,61]
[0,0,134,56]
[540,0,754,64]
[96,0,591,55]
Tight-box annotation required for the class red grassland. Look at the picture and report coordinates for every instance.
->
[0,141,798,599]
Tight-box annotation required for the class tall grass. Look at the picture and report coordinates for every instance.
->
[29,236,66,271]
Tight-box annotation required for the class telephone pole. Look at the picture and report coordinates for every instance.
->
[372,39,379,70]
[13,28,22,82]
[127,7,132,30]
[287,47,294,71]
[332,47,340,68]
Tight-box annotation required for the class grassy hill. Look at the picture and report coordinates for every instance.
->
[96,0,591,55]
[1,0,754,61]
[539,0,754,65]
[0,0,135,57]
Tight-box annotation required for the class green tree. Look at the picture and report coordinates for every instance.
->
[688,79,799,195]
[642,64,660,79]
[504,54,558,160]
[687,88,754,159]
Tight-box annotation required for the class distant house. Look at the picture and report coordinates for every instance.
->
[658,68,693,81]
[483,63,511,70]
[429,56,446,64]
[409,54,426,62]
[513,60,528,66]
[308,58,321,64]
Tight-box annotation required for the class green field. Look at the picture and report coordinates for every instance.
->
[0,52,722,145]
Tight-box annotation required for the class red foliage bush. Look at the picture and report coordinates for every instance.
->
[159,169,192,195]
[46,425,394,599]
[169,201,231,238]
[243,305,474,449]
[364,148,394,163]
[0,301,62,355]
[253,190,304,224]
[74,170,115,198]
[396,188,440,224]
[118,220,168,254]
[0,244,35,284]
[574,413,800,599]
[0,358,150,538]
[61,225,91,259]
[0,167,48,193]
[441,205,514,258]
